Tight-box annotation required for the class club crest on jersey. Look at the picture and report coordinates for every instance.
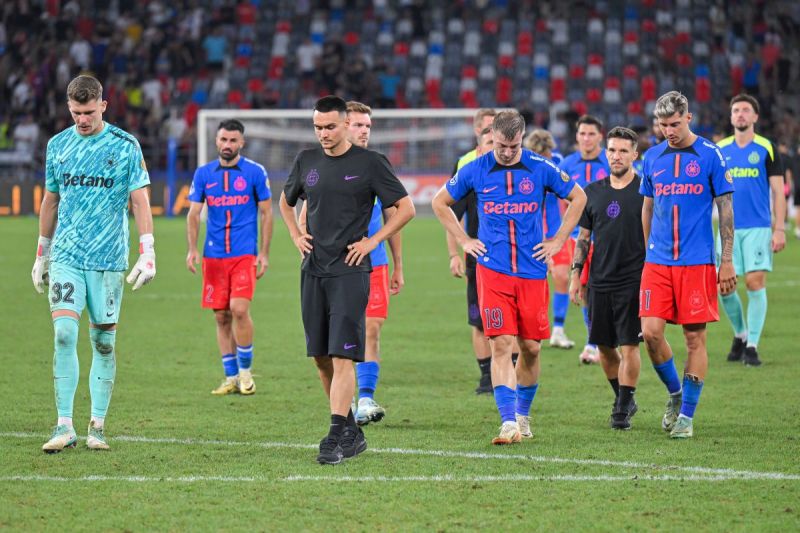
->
[748,151,760,164]
[606,201,620,218]
[519,177,534,194]
[685,160,701,177]
[234,176,247,192]
[306,169,319,187]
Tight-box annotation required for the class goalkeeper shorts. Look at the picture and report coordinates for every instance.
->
[48,262,124,324]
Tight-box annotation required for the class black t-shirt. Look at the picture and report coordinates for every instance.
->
[579,176,645,291]
[284,145,408,277]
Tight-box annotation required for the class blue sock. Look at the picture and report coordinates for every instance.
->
[582,307,593,344]
[53,317,80,419]
[356,361,380,399]
[720,291,747,336]
[236,344,253,370]
[746,288,767,347]
[552,293,569,328]
[679,375,704,418]
[515,384,539,417]
[493,385,517,423]
[221,353,238,377]
[89,328,116,419]
[653,357,682,394]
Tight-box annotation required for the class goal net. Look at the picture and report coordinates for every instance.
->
[196,109,478,210]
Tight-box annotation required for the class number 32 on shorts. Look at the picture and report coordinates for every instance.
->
[483,307,504,329]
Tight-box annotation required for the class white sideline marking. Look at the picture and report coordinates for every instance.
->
[3,432,798,481]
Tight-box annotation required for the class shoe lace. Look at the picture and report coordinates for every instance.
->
[319,436,339,453]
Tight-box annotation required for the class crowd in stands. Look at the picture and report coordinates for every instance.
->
[1,0,799,175]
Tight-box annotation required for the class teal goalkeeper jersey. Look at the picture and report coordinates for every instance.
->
[45,122,150,271]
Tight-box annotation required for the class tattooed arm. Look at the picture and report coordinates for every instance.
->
[568,227,592,305]
[715,192,737,296]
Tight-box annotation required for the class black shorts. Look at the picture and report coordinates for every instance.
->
[466,264,483,331]
[300,271,370,361]
[587,286,642,347]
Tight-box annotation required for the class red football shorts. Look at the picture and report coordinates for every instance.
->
[639,262,719,324]
[551,237,574,267]
[202,255,256,309]
[366,264,389,319]
[580,243,594,286]
[476,264,550,340]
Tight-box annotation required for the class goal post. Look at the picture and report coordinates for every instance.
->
[197,108,479,209]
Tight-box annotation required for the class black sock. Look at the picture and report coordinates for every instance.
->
[329,414,348,439]
[477,356,491,375]
[511,352,519,367]
[618,386,636,412]
[608,378,620,398]
[346,409,357,428]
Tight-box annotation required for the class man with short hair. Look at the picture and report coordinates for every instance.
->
[560,115,611,364]
[569,127,645,430]
[33,74,156,453]
[186,119,273,395]
[433,110,587,444]
[716,94,786,366]
[523,129,575,350]
[640,91,736,439]
[279,96,415,464]
[444,108,498,394]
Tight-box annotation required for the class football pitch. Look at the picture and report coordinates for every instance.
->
[1,215,798,531]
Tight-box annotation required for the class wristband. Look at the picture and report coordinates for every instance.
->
[37,236,52,257]
[571,262,584,272]
[139,233,155,254]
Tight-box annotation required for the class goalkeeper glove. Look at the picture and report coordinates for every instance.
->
[31,236,51,294]
[126,233,156,291]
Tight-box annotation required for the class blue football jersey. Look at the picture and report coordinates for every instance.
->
[367,198,388,267]
[717,134,783,229]
[446,149,576,279]
[45,122,150,271]
[188,156,271,258]
[640,137,734,266]
[560,150,609,237]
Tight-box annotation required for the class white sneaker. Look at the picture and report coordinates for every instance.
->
[491,421,522,445]
[42,425,77,454]
[549,327,575,349]
[516,415,533,438]
[579,345,600,364]
[356,397,385,426]
[86,420,110,450]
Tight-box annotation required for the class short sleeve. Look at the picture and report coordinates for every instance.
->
[252,163,271,201]
[370,152,408,207]
[709,145,735,197]
[127,140,150,193]
[639,155,653,197]
[766,148,784,177]
[187,167,206,203]
[283,152,304,207]
[445,161,475,202]
[45,139,58,193]
[542,162,575,200]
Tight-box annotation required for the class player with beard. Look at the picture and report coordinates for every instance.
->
[186,119,273,395]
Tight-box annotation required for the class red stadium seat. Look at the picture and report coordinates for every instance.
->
[550,78,566,101]
[623,65,638,79]
[517,32,533,55]
[605,76,620,89]
[588,54,604,66]
[624,31,638,43]
[627,100,643,114]
[236,2,256,25]
[460,89,478,108]
[247,78,264,93]
[482,19,499,34]
[677,53,692,67]
[394,42,409,56]
[499,55,513,69]
[569,65,585,79]
[573,100,588,116]
[276,20,291,33]
[344,31,360,46]
[695,77,711,103]
[227,89,244,105]
[642,19,656,33]
[586,88,602,103]
[235,56,250,68]
[425,78,441,101]
[176,77,192,94]
[496,77,512,105]
[641,76,656,101]
[462,65,477,79]
[268,57,285,79]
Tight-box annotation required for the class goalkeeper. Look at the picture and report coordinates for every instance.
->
[32,75,156,453]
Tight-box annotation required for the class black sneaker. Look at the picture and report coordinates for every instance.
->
[340,425,367,459]
[316,436,344,465]
[743,346,762,367]
[610,399,638,430]
[475,372,492,395]
[727,337,746,362]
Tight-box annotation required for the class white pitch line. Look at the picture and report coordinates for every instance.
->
[0,473,794,483]
[3,432,799,481]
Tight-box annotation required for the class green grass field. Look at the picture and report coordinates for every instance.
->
[1,216,799,531]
